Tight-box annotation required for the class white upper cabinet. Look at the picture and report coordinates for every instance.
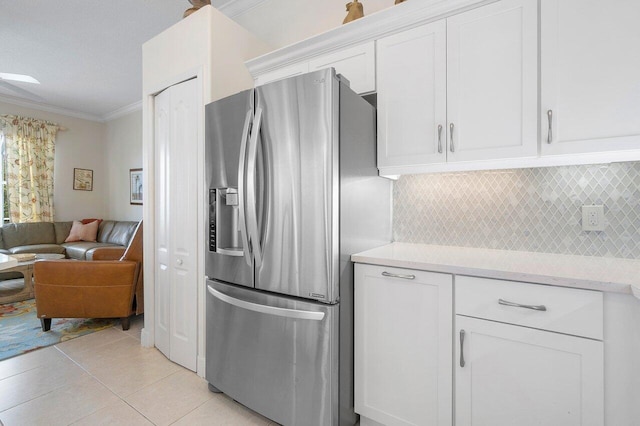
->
[377,21,447,168]
[541,0,640,156]
[447,0,538,162]
[254,42,375,93]
[248,0,640,175]
[309,42,376,94]
[377,0,538,174]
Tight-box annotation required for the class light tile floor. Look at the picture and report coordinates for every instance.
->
[0,315,277,426]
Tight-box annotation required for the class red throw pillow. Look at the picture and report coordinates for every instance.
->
[81,218,103,226]
[65,220,100,242]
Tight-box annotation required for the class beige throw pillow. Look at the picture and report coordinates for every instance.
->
[65,220,99,242]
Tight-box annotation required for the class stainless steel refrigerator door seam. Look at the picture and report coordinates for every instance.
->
[207,285,325,320]
[246,107,263,268]
[237,109,253,266]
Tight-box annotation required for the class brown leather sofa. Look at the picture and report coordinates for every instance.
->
[0,220,138,260]
[34,221,143,331]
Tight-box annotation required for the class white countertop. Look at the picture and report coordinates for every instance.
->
[352,243,640,299]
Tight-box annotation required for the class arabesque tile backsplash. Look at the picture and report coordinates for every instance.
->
[393,161,640,259]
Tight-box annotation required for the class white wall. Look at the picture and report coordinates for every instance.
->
[0,101,107,221]
[232,0,394,48]
[105,110,143,221]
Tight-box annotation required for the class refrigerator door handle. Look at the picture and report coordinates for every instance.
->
[237,108,253,266]
[246,106,263,268]
[207,285,325,321]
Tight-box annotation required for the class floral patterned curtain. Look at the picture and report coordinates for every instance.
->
[0,115,58,223]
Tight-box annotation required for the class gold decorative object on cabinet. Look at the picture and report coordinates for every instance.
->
[183,0,211,18]
[343,0,364,24]
[395,0,407,4]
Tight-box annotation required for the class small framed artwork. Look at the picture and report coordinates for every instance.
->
[73,168,93,191]
[130,168,143,205]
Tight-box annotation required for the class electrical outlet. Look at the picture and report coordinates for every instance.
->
[582,205,605,232]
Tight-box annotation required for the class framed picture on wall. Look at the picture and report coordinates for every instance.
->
[73,168,93,191]
[130,168,143,205]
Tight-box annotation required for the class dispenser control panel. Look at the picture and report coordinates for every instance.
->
[209,187,244,257]
[209,189,216,252]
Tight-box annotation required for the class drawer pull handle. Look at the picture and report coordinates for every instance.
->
[381,271,415,280]
[499,298,547,311]
[449,123,455,152]
[437,124,443,154]
[546,109,553,144]
[459,329,466,368]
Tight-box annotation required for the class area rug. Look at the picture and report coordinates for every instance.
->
[0,299,118,362]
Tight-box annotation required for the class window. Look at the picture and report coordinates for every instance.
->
[0,131,6,224]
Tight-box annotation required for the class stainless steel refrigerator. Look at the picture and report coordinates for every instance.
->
[204,68,391,426]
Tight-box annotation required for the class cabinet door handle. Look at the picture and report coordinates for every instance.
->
[449,123,455,152]
[437,124,443,154]
[547,110,553,144]
[459,329,466,367]
[381,271,415,280]
[499,298,547,311]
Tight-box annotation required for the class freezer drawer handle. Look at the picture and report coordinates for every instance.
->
[381,271,415,280]
[498,298,547,311]
[207,285,325,321]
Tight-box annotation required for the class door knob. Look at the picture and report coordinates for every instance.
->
[176,259,183,266]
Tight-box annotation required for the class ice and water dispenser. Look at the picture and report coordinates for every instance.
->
[209,188,244,256]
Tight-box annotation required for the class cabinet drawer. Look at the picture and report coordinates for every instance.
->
[456,276,603,340]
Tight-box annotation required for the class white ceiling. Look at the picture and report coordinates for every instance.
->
[0,0,245,122]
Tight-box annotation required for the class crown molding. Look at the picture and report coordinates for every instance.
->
[0,94,104,122]
[212,0,268,18]
[102,100,142,122]
[246,0,499,76]
[0,94,143,123]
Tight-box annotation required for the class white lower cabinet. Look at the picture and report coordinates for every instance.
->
[455,276,604,426]
[455,316,603,426]
[354,264,453,426]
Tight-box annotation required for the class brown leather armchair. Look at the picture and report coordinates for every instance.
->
[34,221,143,331]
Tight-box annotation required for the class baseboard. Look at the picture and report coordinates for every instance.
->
[140,328,153,348]
[197,355,206,378]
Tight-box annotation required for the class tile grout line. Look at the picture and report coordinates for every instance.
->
[53,329,180,426]
[0,348,91,414]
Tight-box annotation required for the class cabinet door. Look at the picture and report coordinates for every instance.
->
[377,21,447,168]
[154,78,199,372]
[447,0,538,162]
[355,264,452,426]
[541,0,640,155]
[309,42,375,94]
[456,316,604,426]
[254,62,309,86]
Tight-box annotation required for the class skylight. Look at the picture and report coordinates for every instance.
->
[0,73,40,84]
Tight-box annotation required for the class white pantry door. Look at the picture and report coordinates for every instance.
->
[154,78,199,371]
